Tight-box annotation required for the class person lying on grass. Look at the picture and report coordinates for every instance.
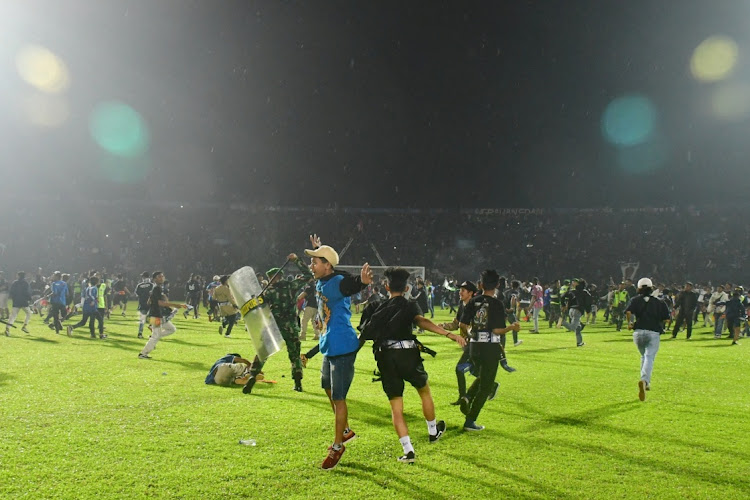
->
[205,353,263,387]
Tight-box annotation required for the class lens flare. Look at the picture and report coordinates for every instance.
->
[601,95,657,146]
[20,93,69,127]
[89,102,149,157]
[16,45,70,94]
[711,82,750,122]
[690,36,738,83]
[615,139,669,174]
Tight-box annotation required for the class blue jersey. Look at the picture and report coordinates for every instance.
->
[50,280,68,306]
[317,274,359,357]
[83,285,98,313]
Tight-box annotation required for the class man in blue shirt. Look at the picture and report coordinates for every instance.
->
[67,276,101,338]
[305,234,372,470]
[48,271,69,335]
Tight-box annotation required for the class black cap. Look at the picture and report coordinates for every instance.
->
[459,281,478,293]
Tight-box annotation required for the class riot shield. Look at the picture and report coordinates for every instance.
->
[228,266,283,362]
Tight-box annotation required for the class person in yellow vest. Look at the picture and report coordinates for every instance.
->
[557,280,570,327]
[96,273,108,339]
[612,282,629,331]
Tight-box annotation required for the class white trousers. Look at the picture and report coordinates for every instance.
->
[8,307,32,326]
[141,320,177,355]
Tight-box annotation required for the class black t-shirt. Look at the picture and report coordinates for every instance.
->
[625,295,670,333]
[113,280,126,292]
[148,285,165,318]
[360,296,422,343]
[303,284,318,309]
[186,280,201,296]
[452,302,466,324]
[460,294,507,334]
[135,281,154,310]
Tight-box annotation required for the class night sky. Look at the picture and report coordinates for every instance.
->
[2,0,750,208]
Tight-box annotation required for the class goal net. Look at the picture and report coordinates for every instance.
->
[336,265,426,282]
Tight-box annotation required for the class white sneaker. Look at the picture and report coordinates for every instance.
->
[66,325,73,337]
[514,340,523,347]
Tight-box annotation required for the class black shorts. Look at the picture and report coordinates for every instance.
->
[113,293,127,305]
[726,317,741,329]
[376,349,428,399]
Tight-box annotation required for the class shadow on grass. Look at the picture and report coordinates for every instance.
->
[18,336,59,343]
[513,346,570,354]
[445,452,577,499]
[0,372,16,386]
[513,399,750,467]
[340,462,449,500]
[490,426,750,494]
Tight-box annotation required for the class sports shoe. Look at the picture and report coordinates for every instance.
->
[459,396,470,416]
[514,340,523,346]
[398,451,416,463]
[22,326,29,334]
[449,398,463,406]
[577,342,585,347]
[487,382,500,401]
[137,334,144,339]
[100,334,108,340]
[300,354,308,368]
[242,376,257,395]
[293,381,302,392]
[4,329,9,337]
[219,326,224,336]
[138,353,151,359]
[90,334,96,339]
[463,420,484,432]
[731,341,739,345]
[638,380,646,401]
[224,334,231,338]
[343,428,356,444]
[321,444,345,470]
[429,420,446,443]
[500,360,516,373]
[66,325,73,337]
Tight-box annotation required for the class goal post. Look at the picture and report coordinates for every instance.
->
[336,265,426,281]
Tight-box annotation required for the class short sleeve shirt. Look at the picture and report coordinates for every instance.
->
[460,295,506,334]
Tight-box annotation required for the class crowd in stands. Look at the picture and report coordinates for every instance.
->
[2,197,748,296]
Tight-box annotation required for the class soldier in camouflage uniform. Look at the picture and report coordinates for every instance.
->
[243,253,312,394]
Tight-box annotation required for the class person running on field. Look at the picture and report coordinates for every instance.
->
[625,278,670,402]
[359,267,465,463]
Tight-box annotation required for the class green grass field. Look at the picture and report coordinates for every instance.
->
[1,303,748,499]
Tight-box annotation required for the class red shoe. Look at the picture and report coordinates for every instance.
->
[343,428,356,444]
[322,444,345,470]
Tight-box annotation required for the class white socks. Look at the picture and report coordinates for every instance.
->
[399,435,414,455]
[426,419,437,435]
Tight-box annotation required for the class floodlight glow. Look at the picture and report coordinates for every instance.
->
[601,95,656,146]
[89,102,149,157]
[690,36,738,82]
[16,45,70,94]
[21,93,69,127]
[711,83,750,122]
[615,139,668,174]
